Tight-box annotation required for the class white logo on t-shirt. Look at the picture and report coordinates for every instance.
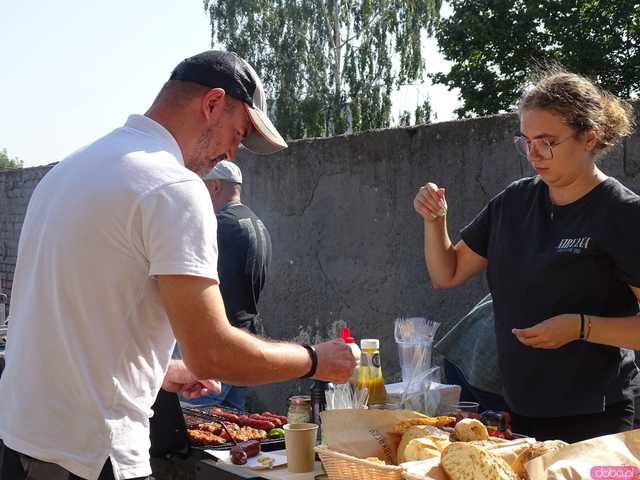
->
[556,237,591,254]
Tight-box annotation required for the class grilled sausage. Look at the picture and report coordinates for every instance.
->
[230,440,261,465]
[211,407,240,423]
[263,412,289,424]
[250,414,283,427]
[241,439,261,457]
[237,415,275,431]
[230,445,248,465]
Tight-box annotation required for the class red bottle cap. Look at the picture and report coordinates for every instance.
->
[340,327,355,344]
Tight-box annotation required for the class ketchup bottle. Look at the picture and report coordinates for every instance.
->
[341,327,361,385]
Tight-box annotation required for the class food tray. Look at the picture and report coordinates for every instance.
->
[183,406,286,452]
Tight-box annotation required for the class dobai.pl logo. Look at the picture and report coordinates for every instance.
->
[591,466,640,479]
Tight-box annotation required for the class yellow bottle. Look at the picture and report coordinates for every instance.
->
[357,339,387,405]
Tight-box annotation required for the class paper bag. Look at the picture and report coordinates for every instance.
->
[526,429,640,480]
[487,437,537,466]
[402,458,448,480]
[320,409,425,465]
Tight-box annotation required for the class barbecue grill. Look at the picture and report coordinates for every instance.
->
[150,390,283,479]
[182,405,286,453]
[149,389,285,461]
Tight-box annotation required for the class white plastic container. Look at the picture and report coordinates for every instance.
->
[340,327,360,384]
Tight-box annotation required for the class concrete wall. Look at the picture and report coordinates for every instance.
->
[1,111,639,415]
[0,166,52,303]
[235,112,640,412]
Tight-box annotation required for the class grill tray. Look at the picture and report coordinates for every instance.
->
[183,405,286,452]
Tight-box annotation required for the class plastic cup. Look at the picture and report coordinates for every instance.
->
[397,340,433,384]
[456,401,479,412]
[284,423,319,473]
[450,401,480,419]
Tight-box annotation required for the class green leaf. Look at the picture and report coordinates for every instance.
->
[434,0,640,117]
[0,149,23,170]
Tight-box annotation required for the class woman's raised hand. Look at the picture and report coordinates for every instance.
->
[414,182,447,222]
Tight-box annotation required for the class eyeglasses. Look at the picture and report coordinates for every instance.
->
[513,134,574,160]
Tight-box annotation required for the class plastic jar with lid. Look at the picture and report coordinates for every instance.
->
[287,395,312,424]
[357,338,387,405]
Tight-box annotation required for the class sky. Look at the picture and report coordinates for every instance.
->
[1,2,459,168]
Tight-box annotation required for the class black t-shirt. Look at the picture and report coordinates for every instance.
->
[461,176,640,417]
[217,202,272,333]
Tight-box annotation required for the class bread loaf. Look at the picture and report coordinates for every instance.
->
[454,418,490,442]
[402,438,441,462]
[393,416,456,434]
[441,442,519,480]
[511,440,568,479]
[468,439,498,449]
[397,425,450,463]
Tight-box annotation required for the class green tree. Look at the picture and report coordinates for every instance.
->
[0,149,23,170]
[399,99,432,126]
[414,99,432,125]
[433,0,640,118]
[399,110,412,126]
[204,0,441,138]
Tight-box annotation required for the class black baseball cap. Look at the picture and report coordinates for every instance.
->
[170,50,287,155]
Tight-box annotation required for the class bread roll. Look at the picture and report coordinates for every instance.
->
[402,438,441,462]
[397,425,450,463]
[485,438,537,469]
[393,416,456,434]
[454,418,490,442]
[511,440,568,479]
[468,439,498,449]
[441,442,519,480]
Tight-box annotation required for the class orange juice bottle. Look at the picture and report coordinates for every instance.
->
[357,339,387,405]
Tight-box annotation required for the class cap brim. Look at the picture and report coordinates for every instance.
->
[242,105,288,155]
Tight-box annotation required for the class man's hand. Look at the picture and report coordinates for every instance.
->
[312,339,358,383]
[162,359,222,400]
[512,314,580,349]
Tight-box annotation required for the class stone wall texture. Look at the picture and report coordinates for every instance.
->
[0,165,52,303]
[1,110,639,415]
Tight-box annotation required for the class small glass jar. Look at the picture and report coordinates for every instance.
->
[287,395,312,424]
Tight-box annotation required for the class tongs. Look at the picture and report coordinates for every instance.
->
[185,406,240,446]
[209,413,238,446]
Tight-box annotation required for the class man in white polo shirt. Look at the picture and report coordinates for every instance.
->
[0,51,356,480]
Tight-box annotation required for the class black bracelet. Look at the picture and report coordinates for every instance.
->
[299,344,318,379]
[579,313,586,340]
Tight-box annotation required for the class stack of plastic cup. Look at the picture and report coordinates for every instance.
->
[395,317,439,385]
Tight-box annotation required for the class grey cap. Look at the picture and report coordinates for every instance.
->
[170,50,287,155]
[203,160,243,184]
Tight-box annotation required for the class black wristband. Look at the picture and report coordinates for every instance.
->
[299,344,318,379]
[579,313,586,340]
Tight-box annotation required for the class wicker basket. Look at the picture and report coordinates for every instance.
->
[315,445,404,480]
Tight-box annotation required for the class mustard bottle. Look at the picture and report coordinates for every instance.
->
[357,338,387,405]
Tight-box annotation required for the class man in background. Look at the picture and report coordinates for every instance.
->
[187,160,272,410]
